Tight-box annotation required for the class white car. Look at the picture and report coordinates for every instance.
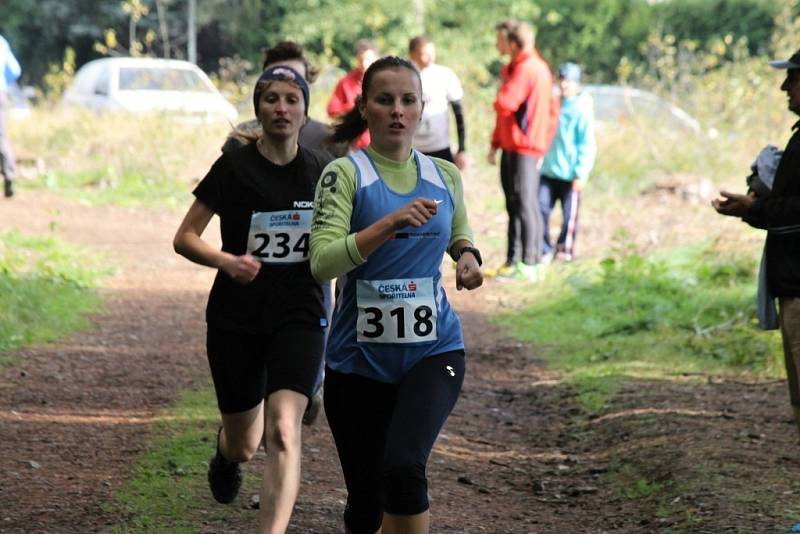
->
[583,84,701,134]
[62,57,238,123]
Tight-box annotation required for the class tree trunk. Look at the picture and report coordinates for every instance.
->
[187,0,196,64]
[155,0,171,59]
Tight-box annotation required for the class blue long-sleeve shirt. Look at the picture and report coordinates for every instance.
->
[540,92,596,181]
[0,34,21,93]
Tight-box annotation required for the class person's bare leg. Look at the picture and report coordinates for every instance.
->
[780,298,800,439]
[219,401,264,462]
[257,389,307,534]
[382,511,430,534]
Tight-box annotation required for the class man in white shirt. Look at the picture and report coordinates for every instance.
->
[409,36,469,170]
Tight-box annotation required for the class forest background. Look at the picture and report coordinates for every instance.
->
[5,0,800,531]
[1,0,798,105]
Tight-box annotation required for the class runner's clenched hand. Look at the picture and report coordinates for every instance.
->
[388,197,438,229]
[456,253,483,290]
[221,253,261,284]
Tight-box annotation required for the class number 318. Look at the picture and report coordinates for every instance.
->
[361,305,434,339]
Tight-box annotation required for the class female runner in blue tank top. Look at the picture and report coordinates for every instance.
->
[310,56,483,534]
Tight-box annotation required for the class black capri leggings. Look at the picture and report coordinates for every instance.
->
[323,350,465,534]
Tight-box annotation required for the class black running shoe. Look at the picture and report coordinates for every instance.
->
[302,390,323,426]
[3,181,13,198]
[207,428,242,504]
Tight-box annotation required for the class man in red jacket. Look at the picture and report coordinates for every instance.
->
[488,20,558,281]
[327,39,379,150]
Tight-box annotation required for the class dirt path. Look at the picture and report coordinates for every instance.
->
[0,192,215,532]
[0,191,798,533]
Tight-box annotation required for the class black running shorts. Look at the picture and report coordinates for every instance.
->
[206,324,324,414]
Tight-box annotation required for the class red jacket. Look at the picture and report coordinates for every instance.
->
[327,68,370,149]
[491,49,558,157]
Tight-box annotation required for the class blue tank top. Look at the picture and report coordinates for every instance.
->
[326,149,465,383]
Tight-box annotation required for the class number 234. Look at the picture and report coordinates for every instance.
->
[251,232,309,259]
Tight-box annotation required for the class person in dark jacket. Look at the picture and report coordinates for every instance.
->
[712,47,800,435]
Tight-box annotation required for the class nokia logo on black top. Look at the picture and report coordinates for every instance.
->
[293,201,314,208]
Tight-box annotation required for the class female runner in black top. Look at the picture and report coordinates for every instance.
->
[173,66,330,533]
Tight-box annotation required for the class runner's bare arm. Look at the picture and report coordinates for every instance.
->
[173,199,260,284]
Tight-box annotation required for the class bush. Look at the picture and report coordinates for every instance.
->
[651,0,780,58]
[536,0,653,83]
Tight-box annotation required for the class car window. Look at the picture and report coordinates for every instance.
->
[118,67,212,92]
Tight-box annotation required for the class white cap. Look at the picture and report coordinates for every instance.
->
[769,49,800,70]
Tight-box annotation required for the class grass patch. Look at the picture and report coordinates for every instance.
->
[623,476,663,500]
[110,387,220,533]
[32,167,190,209]
[0,230,108,365]
[13,108,230,208]
[494,242,783,414]
[109,386,261,533]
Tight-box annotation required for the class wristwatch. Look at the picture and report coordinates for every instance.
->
[457,245,482,266]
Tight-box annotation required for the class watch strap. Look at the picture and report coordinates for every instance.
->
[457,246,482,266]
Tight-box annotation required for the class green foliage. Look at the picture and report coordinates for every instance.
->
[611,464,665,500]
[423,0,542,86]
[571,374,622,415]
[0,231,107,364]
[281,0,414,67]
[650,0,779,57]
[1,0,124,83]
[495,243,782,414]
[2,0,799,89]
[619,30,782,136]
[279,0,541,73]
[536,0,653,83]
[593,0,800,196]
[42,47,76,102]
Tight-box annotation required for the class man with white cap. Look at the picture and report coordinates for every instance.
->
[712,48,800,436]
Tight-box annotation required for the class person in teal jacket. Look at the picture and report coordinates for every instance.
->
[538,62,596,261]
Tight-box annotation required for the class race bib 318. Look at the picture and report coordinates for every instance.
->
[356,277,437,344]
